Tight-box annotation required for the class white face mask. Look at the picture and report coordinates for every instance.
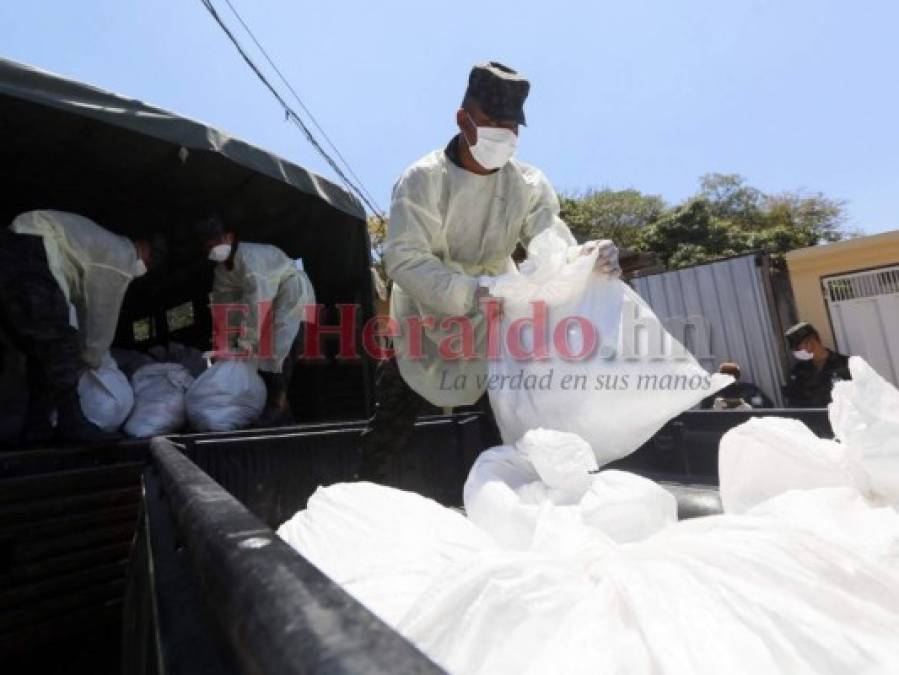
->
[466,114,517,170]
[132,258,147,277]
[793,349,814,361]
[209,243,232,263]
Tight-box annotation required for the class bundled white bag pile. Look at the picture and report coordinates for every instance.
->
[78,352,134,432]
[280,421,899,674]
[102,344,266,436]
[278,358,899,674]
[276,227,899,673]
[487,229,732,465]
[463,429,676,550]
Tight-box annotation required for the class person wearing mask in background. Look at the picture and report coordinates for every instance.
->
[783,322,850,407]
[357,61,621,484]
[700,362,774,409]
[195,215,316,427]
[0,210,163,444]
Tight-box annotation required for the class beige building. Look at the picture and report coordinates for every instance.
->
[786,230,899,385]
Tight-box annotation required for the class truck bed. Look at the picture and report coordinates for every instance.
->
[1,408,831,673]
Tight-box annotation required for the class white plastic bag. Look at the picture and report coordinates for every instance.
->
[400,488,899,675]
[77,352,134,432]
[488,229,731,466]
[464,429,677,549]
[278,482,495,629]
[185,360,265,431]
[829,356,899,503]
[720,356,899,513]
[271,363,899,675]
[276,424,899,674]
[718,416,868,514]
[124,363,194,438]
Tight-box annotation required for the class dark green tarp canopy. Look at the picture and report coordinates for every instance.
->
[0,58,366,220]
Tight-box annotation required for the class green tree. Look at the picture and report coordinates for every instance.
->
[633,175,849,269]
[636,198,747,268]
[699,173,765,228]
[559,188,666,248]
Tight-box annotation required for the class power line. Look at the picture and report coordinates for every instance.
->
[198,0,384,217]
[218,0,383,214]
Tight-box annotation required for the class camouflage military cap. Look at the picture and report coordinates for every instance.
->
[464,61,530,125]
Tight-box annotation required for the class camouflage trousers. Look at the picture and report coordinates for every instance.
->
[357,358,427,481]
[357,357,499,483]
[0,231,84,410]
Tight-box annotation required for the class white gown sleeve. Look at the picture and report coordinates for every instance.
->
[384,169,479,317]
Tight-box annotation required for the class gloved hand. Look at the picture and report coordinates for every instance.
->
[582,239,621,278]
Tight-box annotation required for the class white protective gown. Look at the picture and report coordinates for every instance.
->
[10,210,142,369]
[211,242,316,373]
[384,144,576,407]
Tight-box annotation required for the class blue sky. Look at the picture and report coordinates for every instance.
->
[3,1,897,234]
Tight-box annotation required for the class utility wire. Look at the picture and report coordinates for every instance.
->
[218,0,383,214]
[198,0,384,217]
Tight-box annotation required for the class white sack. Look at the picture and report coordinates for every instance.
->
[463,429,677,550]
[185,360,265,431]
[124,363,194,437]
[401,488,899,675]
[276,426,899,675]
[718,416,867,514]
[720,356,899,513]
[829,356,899,503]
[488,229,731,466]
[77,352,134,432]
[277,482,495,629]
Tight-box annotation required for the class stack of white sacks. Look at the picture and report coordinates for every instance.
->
[278,230,899,674]
[78,342,266,437]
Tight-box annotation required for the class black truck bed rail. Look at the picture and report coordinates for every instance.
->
[126,438,443,675]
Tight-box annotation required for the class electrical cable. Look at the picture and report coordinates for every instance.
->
[198,0,384,217]
[218,0,383,214]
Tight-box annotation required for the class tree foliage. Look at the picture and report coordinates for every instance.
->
[560,188,666,249]
[562,174,849,269]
